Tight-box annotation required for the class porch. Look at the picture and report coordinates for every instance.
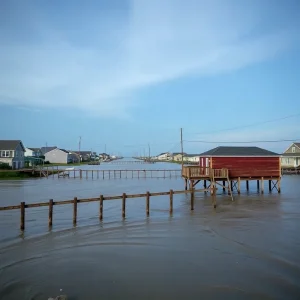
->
[181,166,229,180]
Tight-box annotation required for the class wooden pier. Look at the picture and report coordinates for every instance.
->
[35,168,181,179]
[103,160,155,165]
[0,187,216,231]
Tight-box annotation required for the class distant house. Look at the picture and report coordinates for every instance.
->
[70,150,92,162]
[0,140,25,169]
[99,153,110,160]
[156,152,171,160]
[25,147,43,157]
[45,148,80,164]
[172,152,187,161]
[41,146,57,155]
[281,143,300,168]
[183,154,200,163]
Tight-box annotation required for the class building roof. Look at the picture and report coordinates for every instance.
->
[172,152,187,155]
[184,154,201,157]
[294,143,300,149]
[0,140,25,151]
[200,146,280,156]
[27,147,41,152]
[41,146,57,154]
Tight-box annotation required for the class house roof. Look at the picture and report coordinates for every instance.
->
[172,152,187,155]
[294,143,300,149]
[59,149,70,154]
[200,146,280,156]
[0,140,25,151]
[184,154,200,157]
[41,146,57,154]
[27,147,41,152]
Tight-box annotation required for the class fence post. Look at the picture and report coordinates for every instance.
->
[99,195,103,220]
[73,197,78,225]
[49,199,53,227]
[146,191,150,216]
[20,202,25,230]
[122,193,126,218]
[169,189,173,214]
[190,182,194,211]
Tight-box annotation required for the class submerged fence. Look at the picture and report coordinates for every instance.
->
[0,187,217,231]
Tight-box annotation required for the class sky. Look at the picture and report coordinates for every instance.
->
[0,0,300,156]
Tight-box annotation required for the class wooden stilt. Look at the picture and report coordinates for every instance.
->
[237,177,241,194]
[223,181,225,192]
[269,180,271,192]
[278,178,281,193]
[246,180,249,191]
[184,179,188,190]
[261,177,264,194]
[190,180,194,210]
[257,180,259,191]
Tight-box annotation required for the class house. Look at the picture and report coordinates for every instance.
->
[0,140,25,169]
[41,146,57,155]
[183,154,200,163]
[156,152,171,160]
[172,152,187,161]
[70,150,92,162]
[198,146,281,178]
[281,142,300,168]
[25,147,43,157]
[45,148,80,164]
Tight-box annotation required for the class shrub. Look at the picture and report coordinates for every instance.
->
[0,162,12,170]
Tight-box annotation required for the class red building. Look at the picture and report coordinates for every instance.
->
[199,146,281,179]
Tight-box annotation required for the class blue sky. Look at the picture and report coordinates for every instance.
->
[0,0,300,156]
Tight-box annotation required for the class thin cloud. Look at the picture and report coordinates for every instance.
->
[0,0,298,117]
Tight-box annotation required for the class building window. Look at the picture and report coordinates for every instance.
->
[1,150,10,157]
[292,147,295,153]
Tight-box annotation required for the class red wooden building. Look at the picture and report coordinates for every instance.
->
[199,146,281,179]
[182,146,281,195]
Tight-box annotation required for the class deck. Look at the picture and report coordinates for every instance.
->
[182,166,228,180]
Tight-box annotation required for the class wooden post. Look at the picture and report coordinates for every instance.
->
[184,178,188,190]
[257,180,259,191]
[99,195,103,220]
[49,199,53,227]
[86,170,88,179]
[92,170,94,179]
[230,181,233,191]
[73,197,78,225]
[269,180,271,192]
[278,178,281,193]
[102,171,104,179]
[122,193,126,218]
[190,181,194,211]
[246,180,249,191]
[261,177,264,194]
[80,169,82,179]
[223,181,225,192]
[20,202,25,230]
[237,177,241,194]
[204,180,207,188]
[169,189,173,214]
[97,170,99,179]
[146,191,150,216]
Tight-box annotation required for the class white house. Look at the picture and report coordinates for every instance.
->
[183,154,200,163]
[0,140,25,169]
[45,148,80,164]
[155,152,171,160]
[281,142,300,168]
[25,147,43,157]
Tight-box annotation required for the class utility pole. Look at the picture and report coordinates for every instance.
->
[148,143,151,159]
[79,136,81,162]
[105,144,106,154]
[180,128,184,170]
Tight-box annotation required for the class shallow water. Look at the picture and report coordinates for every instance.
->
[0,163,300,299]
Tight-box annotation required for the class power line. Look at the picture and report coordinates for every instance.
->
[188,113,300,136]
[185,138,300,144]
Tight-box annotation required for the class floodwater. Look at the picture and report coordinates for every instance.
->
[0,162,300,300]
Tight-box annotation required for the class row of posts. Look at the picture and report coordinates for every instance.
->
[19,189,196,231]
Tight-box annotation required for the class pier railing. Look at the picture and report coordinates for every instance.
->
[182,166,228,178]
[0,187,217,231]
